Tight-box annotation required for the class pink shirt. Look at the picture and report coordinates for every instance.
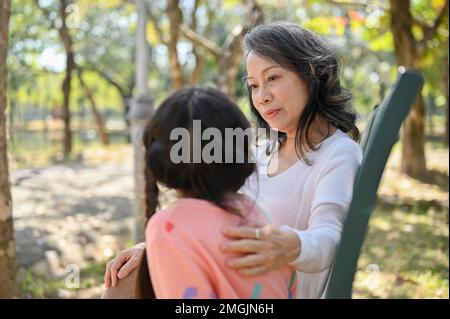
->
[146,197,296,299]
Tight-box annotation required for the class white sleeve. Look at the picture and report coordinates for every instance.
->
[283,143,362,273]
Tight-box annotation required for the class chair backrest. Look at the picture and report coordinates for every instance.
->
[325,69,424,299]
[359,104,379,154]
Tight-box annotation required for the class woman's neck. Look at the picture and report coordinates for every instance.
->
[282,117,336,154]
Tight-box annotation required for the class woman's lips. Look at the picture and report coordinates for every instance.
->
[264,108,281,119]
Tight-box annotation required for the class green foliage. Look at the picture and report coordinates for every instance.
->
[8,0,448,111]
[367,31,394,52]
[76,1,136,99]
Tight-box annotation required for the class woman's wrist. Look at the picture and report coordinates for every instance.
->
[284,230,302,263]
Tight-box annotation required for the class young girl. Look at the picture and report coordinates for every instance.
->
[138,86,296,299]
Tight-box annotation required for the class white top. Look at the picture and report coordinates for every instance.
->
[239,129,362,299]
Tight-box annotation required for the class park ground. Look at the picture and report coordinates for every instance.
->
[9,135,449,299]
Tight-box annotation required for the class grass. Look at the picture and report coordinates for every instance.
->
[21,261,108,299]
[354,205,449,298]
[353,137,448,299]
[9,130,131,170]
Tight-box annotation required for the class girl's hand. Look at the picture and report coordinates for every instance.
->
[221,220,301,276]
[104,242,145,288]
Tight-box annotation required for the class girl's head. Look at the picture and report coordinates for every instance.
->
[142,86,255,218]
[244,22,359,160]
[138,86,255,298]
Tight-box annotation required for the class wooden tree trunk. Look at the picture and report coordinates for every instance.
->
[0,0,20,298]
[167,0,185,90]
[59,0,75,158]
[217,0,263,99]
[400,94,427,176]
[122,95,132,143]
[61,52,74,157]
[390,0,427,178]
[217,34,245,99]
[191,47,205,85]
[77,70,109,145]
[189,0,214,85]
[444,47,449,146]
[8,91,15,142]
[86,66,133,143]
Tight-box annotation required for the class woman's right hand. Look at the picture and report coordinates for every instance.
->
[104,242,145,288]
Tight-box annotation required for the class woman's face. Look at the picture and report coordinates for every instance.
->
[246,52,309,137]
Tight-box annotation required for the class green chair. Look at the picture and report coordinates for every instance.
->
[325,69,424,299]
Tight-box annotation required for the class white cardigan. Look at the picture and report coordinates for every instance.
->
[240,130,362,299]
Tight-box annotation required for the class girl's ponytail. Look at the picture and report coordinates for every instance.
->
[135,130,160,298]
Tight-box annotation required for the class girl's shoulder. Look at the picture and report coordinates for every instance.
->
[146,198,249,243]
[145,205,176,243]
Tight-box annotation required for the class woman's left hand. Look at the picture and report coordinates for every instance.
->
[221,220,301,276]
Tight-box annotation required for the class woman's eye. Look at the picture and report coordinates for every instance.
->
[248,84,258,89]
[267,75,279,82]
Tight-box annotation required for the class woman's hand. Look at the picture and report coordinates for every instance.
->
[104,242,145,288]
[221,220,301,276]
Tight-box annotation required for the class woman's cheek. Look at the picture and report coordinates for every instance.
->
[253,103,264,118]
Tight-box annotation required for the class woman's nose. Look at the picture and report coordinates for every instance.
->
[257,87,272,105]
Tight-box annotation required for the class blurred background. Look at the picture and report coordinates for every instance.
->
[0,0,448,298]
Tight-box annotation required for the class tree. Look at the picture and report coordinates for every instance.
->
[76,68,110,145]
[8,0,53,138]
[77,1,136,136]
[389,0,449,178]
[146,0,208,90]
[36,0,121,150]
[215,0,264,97]
[327,0,449,178]
[58,0,76,157]
[0,0,21,298]
[179,0,264,98]
[166,0,185,90]
[444,38,449,145]
[35,0,77,158]
[145,0,263,97]
[188,0,214,85]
